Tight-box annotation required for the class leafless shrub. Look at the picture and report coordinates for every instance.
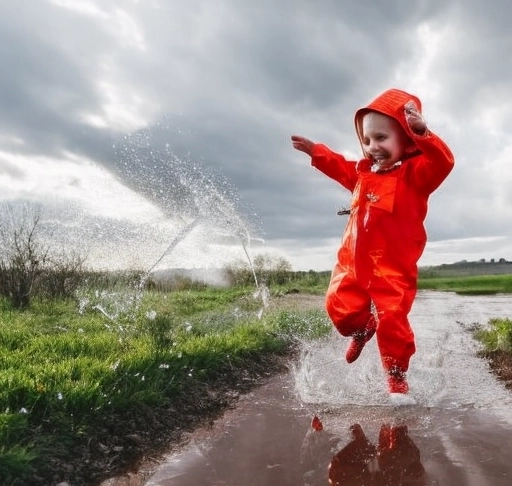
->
[35,249,87,300]
[0,203,87,308]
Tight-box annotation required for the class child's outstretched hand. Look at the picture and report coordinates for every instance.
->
[291,135,315,155]
[404,101,428,136]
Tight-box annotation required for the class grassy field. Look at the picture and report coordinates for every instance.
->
[0,284,331,486]
[2,270,512,485]
[282,269,512,295]
[418,273,512,294]
[474,317,512,352]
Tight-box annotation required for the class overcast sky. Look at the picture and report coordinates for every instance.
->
[1,0,512,272]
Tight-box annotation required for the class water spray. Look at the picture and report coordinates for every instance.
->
[106,125,270,318]
[144,218,201,276]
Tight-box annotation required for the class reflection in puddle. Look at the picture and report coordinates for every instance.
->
[144,292,512,486]
[327,422,424,485]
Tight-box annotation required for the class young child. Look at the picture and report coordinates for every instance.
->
[291,88,454,395]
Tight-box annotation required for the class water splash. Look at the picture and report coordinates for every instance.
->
[76,275,146,325]
[112,123,257,239]
[115,125,270,303]
[75,122,270,320]
[145,218,201,275]
[293,292,512,413]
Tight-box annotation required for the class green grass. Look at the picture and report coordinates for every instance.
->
[278,267,512,295]
[417,274,512,294]
[0,287,331,485]
[474,318,512,352]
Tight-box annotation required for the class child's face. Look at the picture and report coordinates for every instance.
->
[361,112,410,171]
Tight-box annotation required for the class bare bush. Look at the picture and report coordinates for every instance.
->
[0,203,87,308]
[36,249,87,300]
[0,204,49,308]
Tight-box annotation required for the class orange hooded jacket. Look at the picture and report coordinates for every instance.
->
[310,89,454,372]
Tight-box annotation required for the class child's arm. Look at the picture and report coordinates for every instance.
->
[291,135,315,155]
[291,135,358,191]
[404,103,455,193]
[411,132,454,193]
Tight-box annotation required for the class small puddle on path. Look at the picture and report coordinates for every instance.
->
[143,372,512,486]
[131,291,512,486]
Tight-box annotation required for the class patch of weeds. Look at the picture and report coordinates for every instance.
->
[474,318,512,352]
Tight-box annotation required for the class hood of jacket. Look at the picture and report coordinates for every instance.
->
[354,88,422,156]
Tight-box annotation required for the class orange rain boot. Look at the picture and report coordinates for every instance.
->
[345,319,377,363]
[387,366,409,394]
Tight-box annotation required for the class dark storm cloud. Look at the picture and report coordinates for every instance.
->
[2,0,512,269]
[0,1,118,163]
[117,0,455,243]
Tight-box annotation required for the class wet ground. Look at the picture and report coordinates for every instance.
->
[142,291,512,486]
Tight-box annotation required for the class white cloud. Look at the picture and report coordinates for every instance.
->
[0,150,160,221]
[48,0,107,18]
[81,74,157,131]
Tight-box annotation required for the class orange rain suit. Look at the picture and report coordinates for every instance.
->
[309,89,454,373]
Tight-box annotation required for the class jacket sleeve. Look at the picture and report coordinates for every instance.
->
[409,131,455,194]
[310,143,359,191]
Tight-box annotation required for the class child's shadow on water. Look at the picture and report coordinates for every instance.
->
[328,423,426,486]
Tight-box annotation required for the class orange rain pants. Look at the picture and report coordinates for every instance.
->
[310,89,454,372]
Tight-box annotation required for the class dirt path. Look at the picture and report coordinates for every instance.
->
[98,292,512,486]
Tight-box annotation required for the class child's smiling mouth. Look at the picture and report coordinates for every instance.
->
[371,153,390,166]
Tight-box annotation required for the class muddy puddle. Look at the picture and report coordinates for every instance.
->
[141,291,512,486]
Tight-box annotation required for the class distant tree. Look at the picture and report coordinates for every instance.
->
[224,257,258,287]
[224,253,293,287]
[253,254,293,285]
